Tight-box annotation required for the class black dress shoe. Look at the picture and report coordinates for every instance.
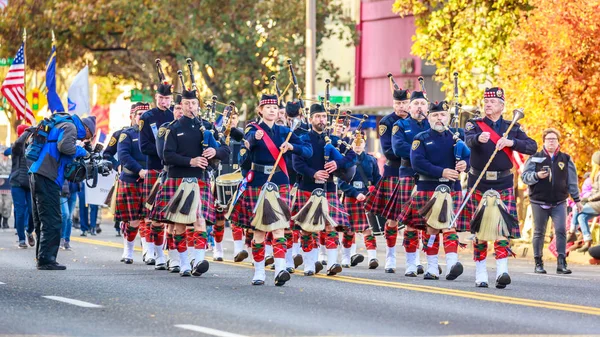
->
[37,262,67,270]
[404,271,417,277]
[252,279,265,285]
[180,270,192,277]
[265,255,275,266]
[145,258,156,266]
[123,259,133,264]
[327,263,342,276]
[274,270,291,286]
[446,262,464,281]
[170,266,180,273]
[80,231,87,237]
[350,254,364,267]
[120,258,125,262]
[476,282,489,288]
[368,259,379,269]
[417,265,424,275]
[293,254,303,268]
[315,261,323,274]
[304,270,315,276]
[424,272,439,280]
[234,250,248,262]
[320,260,327,266]
[495,273,511,289]
[213,257,224,262]
[192,260,209,276]
[155,263,167,270]
[286,267,295,274]
[557,254,572,274]
[385,268,396,274]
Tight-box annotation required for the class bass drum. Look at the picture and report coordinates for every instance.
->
[215,172,243,209]
[366,211,386,236]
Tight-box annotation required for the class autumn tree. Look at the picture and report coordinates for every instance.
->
[392,0,531,105]
[0,0,355,115]
[498,0,600,175]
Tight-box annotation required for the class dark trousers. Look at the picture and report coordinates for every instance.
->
[30,174,62,265]
[531,202,567,258]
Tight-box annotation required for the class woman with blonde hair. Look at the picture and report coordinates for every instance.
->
[571,152,600,252]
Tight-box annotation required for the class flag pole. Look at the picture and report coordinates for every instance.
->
[22,28,28,125]
[51,29,65,113]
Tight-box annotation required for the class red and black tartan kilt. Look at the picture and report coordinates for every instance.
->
[381,176,415,221]
[216,208,226,222]
[459,187,520,238]
[114,181,145,222]
[292,190,350,232]
[344,197,369,233]
[142,170,160,201]
[365,176,398,216]
[230,184,290,230]
[150,177,216,225]
[399,190,464,232]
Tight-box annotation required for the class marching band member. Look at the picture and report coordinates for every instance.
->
[230,94,311,286]
[292,103,355,276]
[463,87,537,288]
[338,132,382,269]
[365,88,410,273]
[387,90,430,275]
[117,103,150,264]
[161,88,229,276]
[139,80,174,267]
[401,101,468,280]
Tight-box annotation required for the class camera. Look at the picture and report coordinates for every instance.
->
[542,165,550,173]
[66,143,113,188]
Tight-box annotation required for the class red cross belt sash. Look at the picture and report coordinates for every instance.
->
[249,123,289,177]
[476,120,519,168]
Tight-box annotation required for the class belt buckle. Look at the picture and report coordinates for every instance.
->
[485,171,498,181]
[439,178,449,182]
[264,166,274,174]
[315,179,325,184]
[233,164,239,169]
[353,181,364,189]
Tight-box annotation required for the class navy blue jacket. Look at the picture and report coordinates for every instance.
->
[103,128,125,170]
[293,130,356,192]
[392,117,430,177]
[117,127,147,183]
[465,116,537,190]
[245,122,312,187]
[338,152,381,198]
[139,107,174,170]
[411,128,470,191]
[378,112,404,177]
[163,116,229,179]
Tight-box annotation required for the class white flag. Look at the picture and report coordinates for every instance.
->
[67,66,90,116]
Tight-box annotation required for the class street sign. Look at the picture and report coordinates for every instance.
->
[0,57,14,67]
[330,95,351,105]
[130,89,153,103]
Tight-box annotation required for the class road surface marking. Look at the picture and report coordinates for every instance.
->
[73,236,600,317]
[175,324,248,337]
[524,272,583,280]
[0,281,5,285]
[42,296,103,308]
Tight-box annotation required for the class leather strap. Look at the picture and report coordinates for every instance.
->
[249,123,288,177]
[476,120,518,168]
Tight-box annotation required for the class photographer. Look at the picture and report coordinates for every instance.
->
[522,128,581,275]
[29,113,96,270]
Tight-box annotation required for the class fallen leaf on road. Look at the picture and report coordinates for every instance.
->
[440,321,450,325]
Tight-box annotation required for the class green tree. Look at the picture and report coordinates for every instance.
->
[392,0,531,106]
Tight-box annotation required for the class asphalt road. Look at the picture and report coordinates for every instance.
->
[1,226,599,337]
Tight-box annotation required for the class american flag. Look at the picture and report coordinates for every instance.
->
[1,43,35,125]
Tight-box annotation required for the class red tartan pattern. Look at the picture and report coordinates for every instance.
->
[381,176,415,221]
[230,184,290,230]
[149,177,216,225]
[460,187,520,238]
[292,190,350,231]
[142,170,160,200]
[344,197,369,233]
[114,181,145,222]
[364,176,399,216]
[216,209,226,221]
[399,190,464,231]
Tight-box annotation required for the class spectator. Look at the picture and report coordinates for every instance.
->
[522,128,581,275]
[60,181,78,250]
[570,151,600,253]
[0,149,13,229]
[78,182,99,237]
[9,125,35,248]
[567,172,593,244]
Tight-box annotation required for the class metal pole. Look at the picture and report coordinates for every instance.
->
[305,0,316,99]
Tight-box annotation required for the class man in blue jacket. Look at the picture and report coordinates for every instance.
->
[29,114,96,270]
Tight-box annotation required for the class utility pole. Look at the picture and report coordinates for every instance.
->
[305,0,316,99]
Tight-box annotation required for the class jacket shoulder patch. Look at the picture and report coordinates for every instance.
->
[108,137,117,146]
[138,120,144,131]
[392,125,400,135]
[378,125,387,136]
[412,140,421,150]
[118,133,128,143]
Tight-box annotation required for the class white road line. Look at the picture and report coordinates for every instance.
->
[0,282,5,285]
[42,296,103,308]
[523,273,584,280]
[174,324,249,337]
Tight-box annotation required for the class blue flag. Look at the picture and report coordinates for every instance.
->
[46,43,64,113]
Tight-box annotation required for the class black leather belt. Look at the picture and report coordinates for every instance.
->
[469,168,512,181]
[401,159,411,168]
[385,160,401,169]
[251,163,281,175]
